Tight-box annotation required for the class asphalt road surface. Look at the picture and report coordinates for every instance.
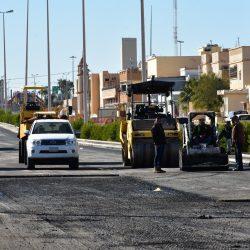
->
[0,127,249,249]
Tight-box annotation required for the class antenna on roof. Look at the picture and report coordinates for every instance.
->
[173,0,178,56]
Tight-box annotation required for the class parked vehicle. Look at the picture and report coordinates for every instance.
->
[228,110,248,119]
[179,112,228,171]
[237,114,250,121]
[25,119,79,169]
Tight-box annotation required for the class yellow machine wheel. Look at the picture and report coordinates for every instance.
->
[130,138,179,169]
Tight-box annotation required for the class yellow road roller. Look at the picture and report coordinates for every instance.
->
[120,78,180,168]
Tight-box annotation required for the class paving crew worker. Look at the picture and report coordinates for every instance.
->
[218,120,232,154]
[232,115,245,171]
[193,118,212,144]
[151,117,166,173]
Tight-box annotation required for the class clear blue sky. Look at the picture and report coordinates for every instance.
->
[1,0,250,92]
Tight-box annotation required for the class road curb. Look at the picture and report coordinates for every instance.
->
[0,122,18,134]
[78,139,121,150]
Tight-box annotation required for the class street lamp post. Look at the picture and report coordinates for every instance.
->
[25,0,29,86]
[0,10,13,112]
[140,0,147,103]
[46,0,51,111]
[70,56,76,95]
[82,0,88,122]
[177,40,184,56]
[31,74,38,86]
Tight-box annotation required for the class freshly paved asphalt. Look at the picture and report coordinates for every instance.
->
[0,127,249,249]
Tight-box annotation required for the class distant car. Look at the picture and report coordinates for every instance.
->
[228,110,248,119]
[26,119,79,170]
[237,114,250,121]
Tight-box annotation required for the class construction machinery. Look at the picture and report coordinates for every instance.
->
[120,78,179,168]
[18,86,58,164]
[179,112,229,171]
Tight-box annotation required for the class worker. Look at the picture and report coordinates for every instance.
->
[232,116,245,171]
[193,118,212,144]
[151,117,166,173]
[218,120,232,154]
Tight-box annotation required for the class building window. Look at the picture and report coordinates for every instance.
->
[229,65,237,79]
[120,84,127,92]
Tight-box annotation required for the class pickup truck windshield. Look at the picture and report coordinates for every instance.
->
[32,122,73,134]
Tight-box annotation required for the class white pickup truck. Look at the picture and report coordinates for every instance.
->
[25,119,79,169]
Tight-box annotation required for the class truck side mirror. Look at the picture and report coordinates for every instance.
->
[177,117,188,125]
[24,130,30,136]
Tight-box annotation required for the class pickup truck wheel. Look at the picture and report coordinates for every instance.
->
[27,158,35,170]
[69,159,79,170]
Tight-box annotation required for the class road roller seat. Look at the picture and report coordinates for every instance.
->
[134,104,146,119]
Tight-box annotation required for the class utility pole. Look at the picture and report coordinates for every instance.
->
[150,5,153,56]
[25,0,29,86]
[0,10,13,112]
[70,56,76,95]
[140,0,147,103]
[82,0,88,122]
[46,0,51,110]
[140,0,146,82]
[173,0,178,56]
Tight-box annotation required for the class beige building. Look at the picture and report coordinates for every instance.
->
[147,56,201,78]
[99,71,120,108]
[200,44,229,79]
[89,74,100,117]
[200,44,221,75]
[119,68,142,104]
[218,46,250,115]
[229,46,250,89]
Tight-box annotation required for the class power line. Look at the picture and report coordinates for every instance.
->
[5,70,77,82]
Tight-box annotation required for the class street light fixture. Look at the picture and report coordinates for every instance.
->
[0,9,14,112]
[70,56,76,95]
[177,40,184,56]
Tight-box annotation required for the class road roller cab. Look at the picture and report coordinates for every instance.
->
[179,112,229,171]
[120,78,180,168]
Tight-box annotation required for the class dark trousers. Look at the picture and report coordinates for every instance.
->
[235,143,243,170]
[154,144,165,168]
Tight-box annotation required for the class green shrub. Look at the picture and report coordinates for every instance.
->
[0,109,20,126]
[71,118,83,131]
[218,122,250,153]
[80,120,120,142]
